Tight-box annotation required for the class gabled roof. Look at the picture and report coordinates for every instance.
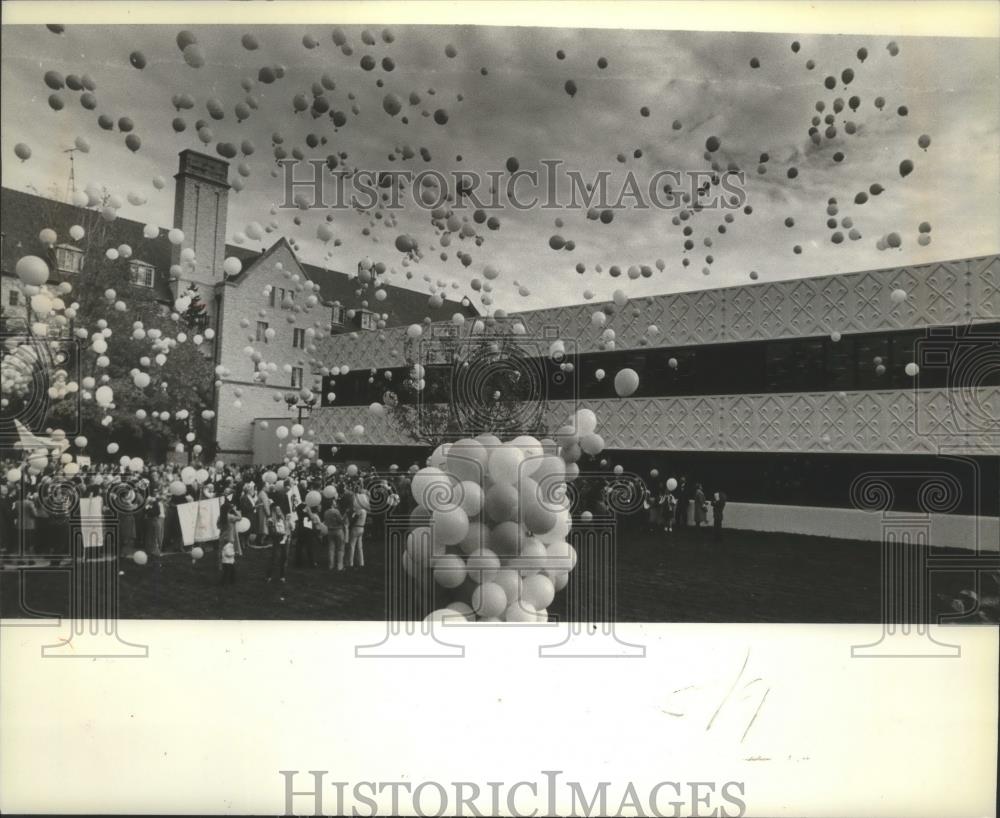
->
[0,187,175,302]
[1,186,478,325]
[224,236,479,324]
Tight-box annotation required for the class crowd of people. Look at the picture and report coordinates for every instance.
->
[643,476,728,538]
[1,456,728,587]
[0,458,416,585]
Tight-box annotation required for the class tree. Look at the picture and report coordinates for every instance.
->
[385,323,550,447]
[5,200,217,462]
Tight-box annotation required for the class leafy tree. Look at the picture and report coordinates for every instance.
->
[6,199,217,462]
[386,324,550,447]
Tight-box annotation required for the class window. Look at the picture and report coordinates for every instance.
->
[8,289,19,307]
[54,244,83,275]
[764,338,825,391]
[330,305,346,327]
[129,260,155,288]
[268,288,276,308]
[292,328,306,349]
[854,335,890,389]
[255,321,269,342]
[291,366,303,389]
[359,310,377,331]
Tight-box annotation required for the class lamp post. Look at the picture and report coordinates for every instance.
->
[283,389,318,440]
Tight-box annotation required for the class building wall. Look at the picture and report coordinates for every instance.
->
[214,241,340,459]
[302,387,1000,455]
[171,151,230,297]
[272,254,1000,547]
[306,254,1000,371]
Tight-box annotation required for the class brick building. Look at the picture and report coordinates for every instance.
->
[1,149,477,461]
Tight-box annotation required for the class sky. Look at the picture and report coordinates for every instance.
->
[1,23,998,313]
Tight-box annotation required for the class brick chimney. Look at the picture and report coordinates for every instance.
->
[171,149,230,297]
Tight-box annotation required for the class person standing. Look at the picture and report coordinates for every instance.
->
[264,501,290,583]
[144,491,165,556]
[694,483,708,528]
[13,489,38,555]
[220,541,237,585]
[346,489,368,568]
[294,497,320,568]
[323,494,347,571]
[255,485,272,545]
[663,489,677,534]
[674,476,689,531]
[711,490,728,540]
[0,485,15,554]
[216,491,244,570]
[239,482,257,545]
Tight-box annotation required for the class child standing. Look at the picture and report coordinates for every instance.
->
[220,541,236,584]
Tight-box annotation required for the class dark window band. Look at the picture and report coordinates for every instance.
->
[321,322,1000,407]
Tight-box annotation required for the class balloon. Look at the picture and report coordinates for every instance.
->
[94,385,114,407]
[488,445,524,485]
[614,368,639,397]
[472,582,507,618]
[133,550,148,565]
[433,554,467,588]
[183,44,205,68]
[15,255,49,286]
[905,362,920,377]
[899,159,914,177]
[223,257,242,276]
[191,546,204,561]
[14,143,31,161]
[382,93,402,116]
[666,478,678,491]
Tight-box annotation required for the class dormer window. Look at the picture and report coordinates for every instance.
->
[358,310,377,331]
[54,244,84,275]
[129,260,155,288]
[330,304,346,328]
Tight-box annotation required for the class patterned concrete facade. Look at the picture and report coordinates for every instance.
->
[305,254,1000,371]
[302,387,1000,455]
[300,254,1000,457]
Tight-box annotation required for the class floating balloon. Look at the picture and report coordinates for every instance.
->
[16,255,49,286]
[614,368,639,397]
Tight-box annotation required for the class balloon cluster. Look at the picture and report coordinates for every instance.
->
[412,409,605,623]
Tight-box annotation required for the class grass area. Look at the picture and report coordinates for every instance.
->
[1,524,996,623]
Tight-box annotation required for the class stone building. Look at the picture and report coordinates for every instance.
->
[1,149,477,461]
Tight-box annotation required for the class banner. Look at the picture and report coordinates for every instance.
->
[175,501,199,548]
[78,496,103,549]
[194,498,221,544]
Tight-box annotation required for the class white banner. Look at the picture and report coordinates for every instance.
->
[175,502,199,548]
[194,498,220,544]
[77,496,103,549]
